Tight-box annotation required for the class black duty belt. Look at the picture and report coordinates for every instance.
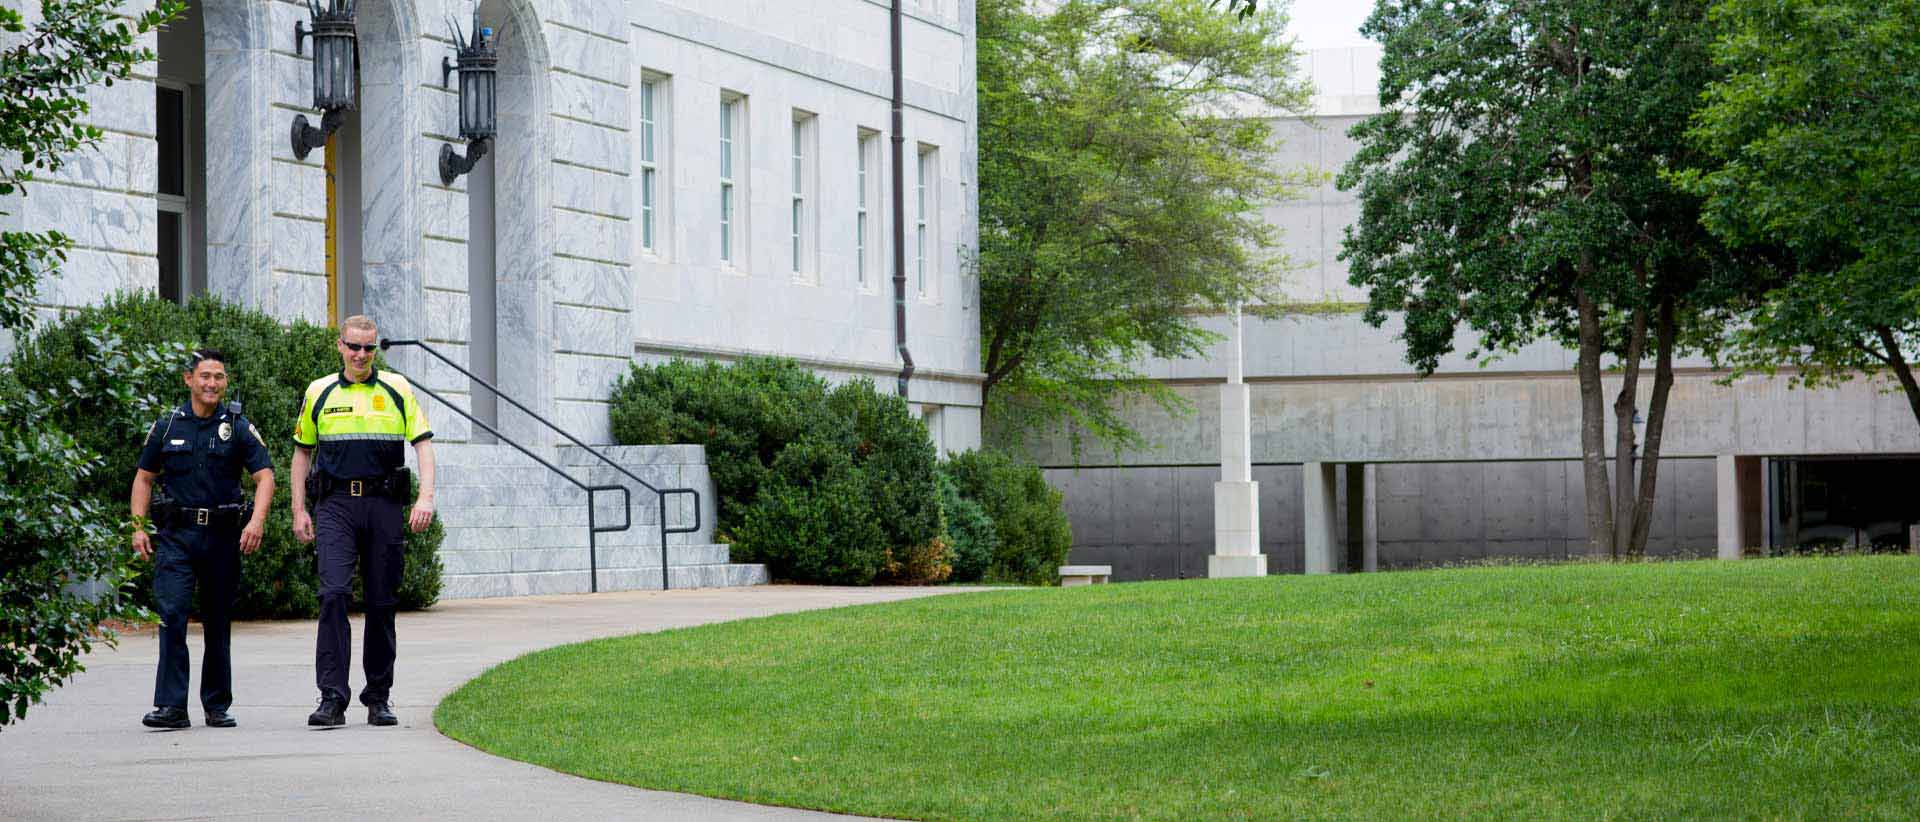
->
[163,505,247,529]
[310,469,411,503]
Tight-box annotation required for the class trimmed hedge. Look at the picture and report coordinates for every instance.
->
[7,293,443,618]
[611,358,949,585]
[942,449,1073,586]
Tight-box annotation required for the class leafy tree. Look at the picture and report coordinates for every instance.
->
[1677,0,1920,427]
[0,0,187,728]
[1338,0,1745,557]
[976,0,1313,450]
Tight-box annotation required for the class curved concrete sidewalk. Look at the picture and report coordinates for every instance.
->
[0,586,967,821]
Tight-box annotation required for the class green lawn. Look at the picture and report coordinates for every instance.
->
[435,557,1920,818]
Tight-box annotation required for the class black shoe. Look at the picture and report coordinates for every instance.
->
[367,702,397,726]
[307,697,347,727]
[205,709,236,728]
[142,706,190,729]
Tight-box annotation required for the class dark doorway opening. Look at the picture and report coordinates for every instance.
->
[1769,457,1919,553]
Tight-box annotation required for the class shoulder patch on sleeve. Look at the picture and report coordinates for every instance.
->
[249,423,266,445]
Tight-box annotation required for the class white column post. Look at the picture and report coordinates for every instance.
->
[1716,454,1745,560]
[1209,304,1266,577]
[1363,463,1378,572]
[1303,462,1338,574]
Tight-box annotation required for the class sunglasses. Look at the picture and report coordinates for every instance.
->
[340,340,379,353]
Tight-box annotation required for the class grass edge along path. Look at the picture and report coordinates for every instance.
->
[435,557,1920,819]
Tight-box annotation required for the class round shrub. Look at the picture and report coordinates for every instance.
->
[8,292,444,618]
[610,357,831,538]
[942,449,1073,585]
[734,439,888,585]
[937,470,997,583]
[610,358,948,584]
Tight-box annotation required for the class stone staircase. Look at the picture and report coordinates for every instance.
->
[424,443,767,598]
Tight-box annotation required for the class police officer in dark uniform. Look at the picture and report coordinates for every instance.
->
[291,315,435,728]
[130,348,274,729]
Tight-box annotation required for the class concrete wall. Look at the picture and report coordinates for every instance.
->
[1053,458,1718,581]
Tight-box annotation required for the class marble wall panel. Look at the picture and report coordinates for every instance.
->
[269,157,327,221]
[551,116,631,174]
[549,71,628,126]
[551,256,630,310]
[425,288,472,342]
[553,397,613,443]
[554,207,629,264]
[272,271,327,323]
[46,133,136,191]
[422,237,468,291]
[40,249,155,305]
[26,184,155,255]
[79,74,155,136]
[551,351,629,401]
[552,303,629,355]
[549,23,627,84]
[552,163,630,219]
[269,216,325,275]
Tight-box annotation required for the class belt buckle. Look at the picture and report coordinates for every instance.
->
[349,480,364,497]
[194,509,208,526]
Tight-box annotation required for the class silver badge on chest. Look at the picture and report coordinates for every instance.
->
[218,422,233,442]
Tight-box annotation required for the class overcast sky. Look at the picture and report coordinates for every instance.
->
[1283,0,1375,50]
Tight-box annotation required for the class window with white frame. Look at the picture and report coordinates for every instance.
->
[719,93,747,267]
[636,73,668,257]
[916,144,938,298]
[155,81,190,304]
[857,129,880,290]
[790,111,817,280]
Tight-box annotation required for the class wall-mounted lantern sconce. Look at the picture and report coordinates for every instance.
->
[291,0,359,161]
[439,14,498,185]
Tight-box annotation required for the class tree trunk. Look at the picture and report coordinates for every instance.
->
[1873,325,1920,430]
[1629,295,1677,556]
[1611,302,1648,558]
[1576,284,1614,558]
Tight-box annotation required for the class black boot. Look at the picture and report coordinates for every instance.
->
[142,705,190,729]
[367,701,397,726]
[307,696,347,727]
[205,708,237,728]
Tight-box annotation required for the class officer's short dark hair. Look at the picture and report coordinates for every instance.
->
[185,348,228,373]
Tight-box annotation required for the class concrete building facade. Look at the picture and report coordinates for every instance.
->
[8,0,982,594]
[1041,46,1920,579]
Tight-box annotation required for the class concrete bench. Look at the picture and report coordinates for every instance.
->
[1058,565,1112,587]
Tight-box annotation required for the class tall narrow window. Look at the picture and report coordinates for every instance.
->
[638,77,658,254]
[155,82,189,304]
[789,111,817,280]
[719,99,732,264]
[915,144,937,298]
[719,93,743,266]
[857,129,881,290]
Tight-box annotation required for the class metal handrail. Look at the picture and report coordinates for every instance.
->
[383,338,703,591]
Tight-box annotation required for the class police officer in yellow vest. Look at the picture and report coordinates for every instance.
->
[291,315,435,727]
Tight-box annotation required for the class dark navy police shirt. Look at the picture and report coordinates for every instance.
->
[137,402,273,508]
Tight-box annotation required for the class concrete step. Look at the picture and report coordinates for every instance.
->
[438,543,735,575]
[440,563,770,598]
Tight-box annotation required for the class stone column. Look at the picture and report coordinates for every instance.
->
[1303,462,1338,574]
[201,0,273,312]
[1716,454,1746,560]
[1209,305,1266,577]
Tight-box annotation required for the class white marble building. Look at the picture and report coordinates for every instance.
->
[11,0,981,451]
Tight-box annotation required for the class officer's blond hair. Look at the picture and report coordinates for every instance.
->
[340,315,377,335]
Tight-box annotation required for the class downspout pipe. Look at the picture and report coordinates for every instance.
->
[891,0,914,398]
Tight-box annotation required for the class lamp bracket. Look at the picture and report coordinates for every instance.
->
[441,55,456,89]
[295,20,310,56]
[291,108,347,161]
[439,138,492,185]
